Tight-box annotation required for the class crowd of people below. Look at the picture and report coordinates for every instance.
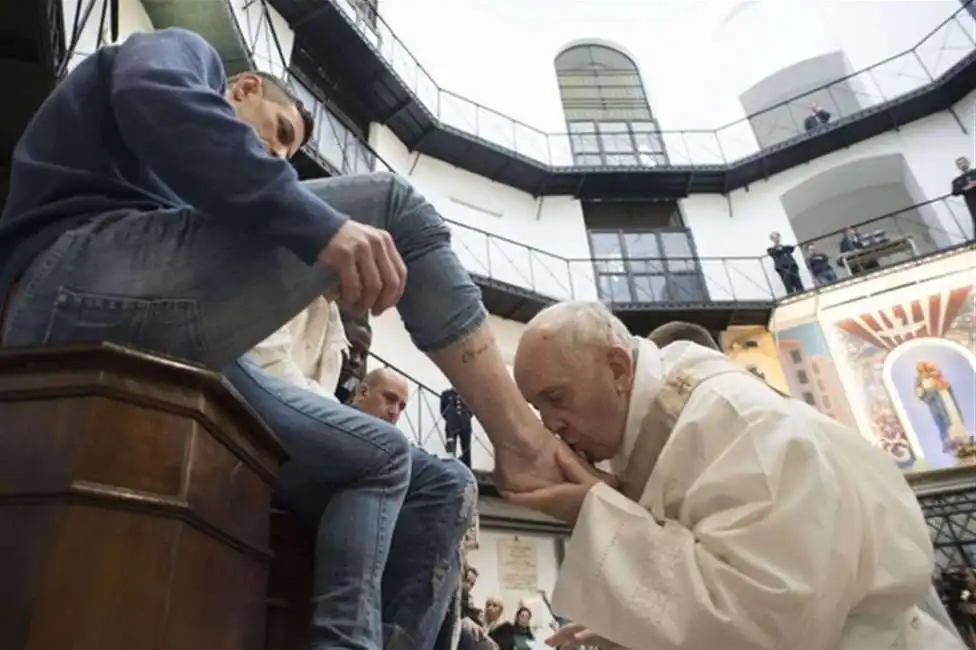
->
[449,566,597,650]
[936,567,976,649]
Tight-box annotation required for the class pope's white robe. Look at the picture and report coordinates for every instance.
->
[550,339,964,650]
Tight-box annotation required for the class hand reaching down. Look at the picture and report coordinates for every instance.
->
[546,624,616,649]
[317,221,406,316]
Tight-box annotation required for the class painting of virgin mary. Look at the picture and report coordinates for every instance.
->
[884,338,976,469]
[914,361,970,453]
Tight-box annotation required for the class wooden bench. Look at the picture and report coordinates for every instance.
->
[266,509,313,650]
[0,342,312,650]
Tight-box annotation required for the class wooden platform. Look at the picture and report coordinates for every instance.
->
[0,343,288,650]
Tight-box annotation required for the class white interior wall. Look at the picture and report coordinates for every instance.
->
[374,0,960,140]
[371,94,975,304]
[465,528,563,626]
[373,125,598,302]
[367,95,976,463]
[739,52,863,151]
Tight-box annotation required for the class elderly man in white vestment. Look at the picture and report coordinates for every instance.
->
[506,301,965,650]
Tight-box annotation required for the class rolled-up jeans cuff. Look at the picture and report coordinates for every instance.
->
[414,304,487,353]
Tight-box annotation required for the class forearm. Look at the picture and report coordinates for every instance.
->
[429,324,549,454]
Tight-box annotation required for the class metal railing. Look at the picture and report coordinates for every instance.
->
[918,486,976,569]
[48,0,976,308]
[444,194,973,303]
[280,63,974,304]
[325,0,976,168]
[367,353,495,461]
[789,193,973,293]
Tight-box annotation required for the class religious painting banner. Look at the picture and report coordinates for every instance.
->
[721,325,791,395]
[820,273,976,471]
[773,320,858,430]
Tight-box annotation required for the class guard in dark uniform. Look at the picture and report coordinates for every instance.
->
[440,387,473,468]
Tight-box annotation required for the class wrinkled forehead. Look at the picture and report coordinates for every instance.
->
[514,337,570,396]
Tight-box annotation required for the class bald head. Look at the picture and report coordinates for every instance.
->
[513,301,636,461]
[647,321,720,351]
[520,301,634,356]
[353,368,409,424]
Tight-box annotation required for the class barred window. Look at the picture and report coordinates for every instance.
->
[555,44,667,167]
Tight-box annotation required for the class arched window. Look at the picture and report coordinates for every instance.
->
[555,43,666,167]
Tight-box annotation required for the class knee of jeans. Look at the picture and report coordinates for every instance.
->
[373,171,416,207]
[375,421,412,479]
[444,460,478,528]
[375,172,451,236]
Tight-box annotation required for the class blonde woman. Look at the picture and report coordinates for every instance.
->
[484,597,505,632]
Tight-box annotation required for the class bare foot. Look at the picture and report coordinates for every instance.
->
[496,437,620,497]
[493,431,562,493]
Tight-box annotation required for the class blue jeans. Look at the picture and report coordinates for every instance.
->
[227,357,411,649]
[1,172,488,649]
[1,173,486,365]
[384,444,476,650]
[226,359,476,649]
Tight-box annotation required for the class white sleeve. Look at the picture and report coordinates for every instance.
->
[250,322,337,401]
[551,421,927,650]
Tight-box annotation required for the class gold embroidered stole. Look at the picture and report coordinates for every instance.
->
[617,356,753,503]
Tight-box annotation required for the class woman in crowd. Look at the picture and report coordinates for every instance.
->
[490,606,536,650]
[484,597,505,633]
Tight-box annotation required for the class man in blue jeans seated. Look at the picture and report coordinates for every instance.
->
[232,290,476,649]
[0,27,574,650]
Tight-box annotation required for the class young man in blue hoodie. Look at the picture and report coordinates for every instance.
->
[0,27,572,650]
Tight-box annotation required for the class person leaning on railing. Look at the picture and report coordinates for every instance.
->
[766,231,805,294]
[950,156,976,240]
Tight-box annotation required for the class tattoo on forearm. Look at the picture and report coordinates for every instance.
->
[460,340,492,364]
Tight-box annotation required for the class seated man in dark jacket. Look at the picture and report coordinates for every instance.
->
[839,226,880,274]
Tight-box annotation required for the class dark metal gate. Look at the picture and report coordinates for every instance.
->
[918,486,976,570]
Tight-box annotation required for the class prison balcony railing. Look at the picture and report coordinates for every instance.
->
[784,193,975,297]
[367,353,495,461]
[59,0,118,75]
[445,218,783,305]
[286,95,971,306]
[326,0,976,168]
[283,78,975,305]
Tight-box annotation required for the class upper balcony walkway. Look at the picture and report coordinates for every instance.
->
[57,0,970,332]
[21,0,976,335]
[270,0,976,197]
